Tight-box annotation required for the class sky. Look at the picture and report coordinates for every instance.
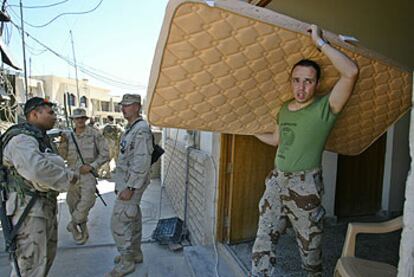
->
[4,0,170,97]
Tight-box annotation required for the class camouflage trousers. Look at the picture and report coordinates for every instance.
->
[66,174,96,224]
[251,168,325,277]
[110,184,148,274]
[11,198,58,277]
[99,138,117,179]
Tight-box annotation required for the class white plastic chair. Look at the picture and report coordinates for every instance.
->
[334,216,402,277]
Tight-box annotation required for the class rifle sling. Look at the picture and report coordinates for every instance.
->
[6,192,39,248]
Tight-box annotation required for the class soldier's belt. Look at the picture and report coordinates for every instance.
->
[273,168,321,177]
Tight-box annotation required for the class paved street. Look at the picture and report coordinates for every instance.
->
[1,178,401,277]
[0,179,193,277]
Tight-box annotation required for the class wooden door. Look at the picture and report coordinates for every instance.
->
[335,133,387,217]
[217,134,276,243]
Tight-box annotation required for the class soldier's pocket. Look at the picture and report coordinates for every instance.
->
[309,206,326,225]
[118,204,138,222]
[17,235,35,271]
[312,171,324,197]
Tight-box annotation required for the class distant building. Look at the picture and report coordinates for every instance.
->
[14,74,123,125]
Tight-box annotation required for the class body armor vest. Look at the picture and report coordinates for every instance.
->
[0,123,57,198]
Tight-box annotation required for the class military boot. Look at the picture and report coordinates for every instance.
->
[106,256,136,277]
[113,252,143,264]
[77,222,89,245]
[66,222,82,241]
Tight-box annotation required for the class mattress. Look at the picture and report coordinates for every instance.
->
[145,0,412,155]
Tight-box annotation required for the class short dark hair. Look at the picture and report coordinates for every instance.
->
[24,97,54,116]
[25,105,49,120]
[291,59,321,82]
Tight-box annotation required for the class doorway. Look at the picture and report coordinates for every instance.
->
[217,134,276,243]
[335,134,387,217]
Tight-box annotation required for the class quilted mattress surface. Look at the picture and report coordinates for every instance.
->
[145,0,412,155]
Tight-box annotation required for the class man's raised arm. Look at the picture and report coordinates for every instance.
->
[309,24,359,114]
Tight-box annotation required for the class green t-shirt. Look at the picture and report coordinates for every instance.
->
[275,95,338,172]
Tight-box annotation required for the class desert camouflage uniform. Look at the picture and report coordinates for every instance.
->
[251,168,325,277]
[99,123,123,178]
[58,126,109,229]
[110,117,153,275]
[2,124,77,277]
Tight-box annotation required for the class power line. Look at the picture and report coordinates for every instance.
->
[76,66,146,90]
[77,63,147,89]
[25,42,48,56]
[7,0,70,9]
[9,20,146,90]
[8,0,104,28]
[8,19,49,56]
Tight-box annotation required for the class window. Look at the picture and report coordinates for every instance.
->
[69,93,76,106]
[80,96,88,108]
[101,101,110,112]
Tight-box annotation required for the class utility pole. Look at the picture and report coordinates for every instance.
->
[19,0,29,101]
[28,57,31,96]
[0,1,8,73]
[70,30,80,106]
[0,0,8,36]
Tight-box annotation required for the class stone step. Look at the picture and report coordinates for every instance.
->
[148,255,192,277]
[184,245,246,277]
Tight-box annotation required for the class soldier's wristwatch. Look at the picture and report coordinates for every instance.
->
[316,38,329,50]
[127,187,136,191]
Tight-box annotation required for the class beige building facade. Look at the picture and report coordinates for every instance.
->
[14,74,123,125]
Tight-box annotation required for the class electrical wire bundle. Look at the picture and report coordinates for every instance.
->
[0,68,18,124]
[3,0,145,91]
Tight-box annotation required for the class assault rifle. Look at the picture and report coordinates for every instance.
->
[0,186,21,277]
[0,140,22,277]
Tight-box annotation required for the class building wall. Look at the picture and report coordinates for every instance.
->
[162,129,218,245]
[321,151,338,217]
[13,75,124,127]
[33,75,123,123]
[382,112,411,214]
[397,72,414,276]
[14,75,45,103]
[150,130,163,179]
[388,113,410,212]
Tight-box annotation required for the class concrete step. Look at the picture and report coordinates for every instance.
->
[148,255,192,277]
[184,244,246,277]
